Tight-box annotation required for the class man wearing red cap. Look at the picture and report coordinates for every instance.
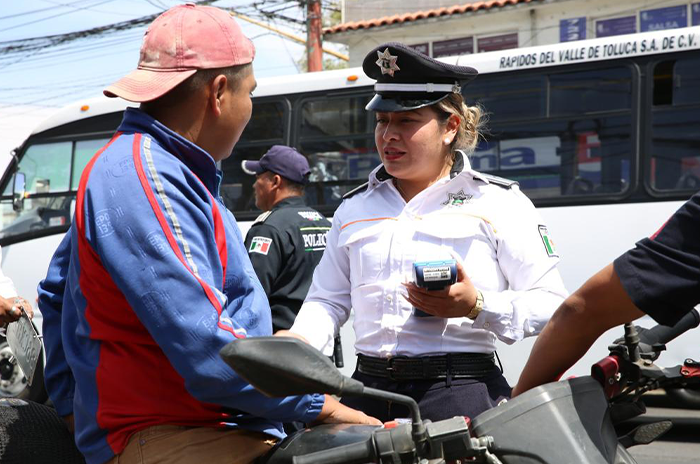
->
[38,5,378,464]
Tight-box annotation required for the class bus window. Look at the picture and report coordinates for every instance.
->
[300,95,372,138]
[477,116,632,199]
[650,56,700,191]
[222,100,288,214]
[238,100,286,144]
[4,142,72,195]
[549,67,632,116]
[0,141,75,240]
[72,138,112,189]
[672,57,700,106]
[301,139,378,208]
[467,65,634,202]
[298,94,376,208]
[465,74,545,121]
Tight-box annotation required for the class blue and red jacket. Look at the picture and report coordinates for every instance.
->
[38,108,324,464]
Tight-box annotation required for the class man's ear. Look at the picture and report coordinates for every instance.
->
[208,74,228,117]
[271,174,283,189]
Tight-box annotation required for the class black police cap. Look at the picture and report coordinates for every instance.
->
[362,42,478,112]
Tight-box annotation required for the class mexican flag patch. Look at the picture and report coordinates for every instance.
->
[538,225,558,257]
[249,236,272,255]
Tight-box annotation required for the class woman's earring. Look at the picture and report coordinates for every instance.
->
[444,138,451,145]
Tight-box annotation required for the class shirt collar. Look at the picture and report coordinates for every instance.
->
[272,196,305,210]
[455,149,491,184]
[367,149,478,190]
[118,107,221,196]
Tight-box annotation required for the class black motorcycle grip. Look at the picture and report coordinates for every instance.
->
[638,308,700,346]
[292,439,376,464]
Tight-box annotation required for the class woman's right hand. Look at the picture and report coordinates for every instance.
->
[314,395,382,426]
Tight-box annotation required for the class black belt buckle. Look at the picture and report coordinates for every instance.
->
[385,356,406,380]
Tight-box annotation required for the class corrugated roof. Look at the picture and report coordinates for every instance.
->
[324,0,545,35]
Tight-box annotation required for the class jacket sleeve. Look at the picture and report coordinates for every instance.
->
[471,188,568,344]
[245,223,283,296]
[290,214,351,356]
[84,145,323,424]
[37,231,74,417]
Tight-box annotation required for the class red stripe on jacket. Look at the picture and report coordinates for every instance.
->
[132,135,241,338]
[211,196,228,287]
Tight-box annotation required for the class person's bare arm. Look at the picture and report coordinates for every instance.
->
[512,264,644,397]
[313,395,382,426]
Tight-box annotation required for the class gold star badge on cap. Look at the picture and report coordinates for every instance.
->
[376,48,400,77]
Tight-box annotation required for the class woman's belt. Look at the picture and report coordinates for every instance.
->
[356,353,497,380]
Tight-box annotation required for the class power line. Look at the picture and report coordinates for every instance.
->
[41,0,137,17]
[0,30,143,70]
[0,0,117,34]
[0,0,98,21]
[0,0,217,54]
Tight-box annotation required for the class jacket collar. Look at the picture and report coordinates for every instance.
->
[118,108,221,196]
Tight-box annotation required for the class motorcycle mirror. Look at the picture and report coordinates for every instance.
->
[219,336,365,397]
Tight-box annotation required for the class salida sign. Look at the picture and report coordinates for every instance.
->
[498,30,699,71]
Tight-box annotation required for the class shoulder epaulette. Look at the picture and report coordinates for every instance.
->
[475,173,519,189]
[342,182,369,200]
[253,211,272,225]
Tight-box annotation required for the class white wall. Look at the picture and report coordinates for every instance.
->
[333,0,695,66]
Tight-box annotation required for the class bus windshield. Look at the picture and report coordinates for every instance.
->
[0,138,111,241]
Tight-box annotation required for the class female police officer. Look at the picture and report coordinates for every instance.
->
[289,43,568,422]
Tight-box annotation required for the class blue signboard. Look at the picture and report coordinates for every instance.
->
[596,16,636,38]
[560,17,586,42]
[693,3,700,26]
[640,5,688,32]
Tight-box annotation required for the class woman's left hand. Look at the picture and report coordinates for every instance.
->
[402,260,478,318]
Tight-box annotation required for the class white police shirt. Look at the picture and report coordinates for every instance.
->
[291,151,568,357]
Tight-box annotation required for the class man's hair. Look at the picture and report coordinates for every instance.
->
[141,63,251,113]
[276,174,305,195]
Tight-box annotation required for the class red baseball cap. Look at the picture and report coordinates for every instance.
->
[104,3,255,103]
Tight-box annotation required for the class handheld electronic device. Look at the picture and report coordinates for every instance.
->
[411,260,457,317]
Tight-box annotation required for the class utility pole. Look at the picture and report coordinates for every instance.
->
[228,11,348,61]
[306,0,323,72]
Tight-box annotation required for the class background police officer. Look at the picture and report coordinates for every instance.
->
[243,145,331,333]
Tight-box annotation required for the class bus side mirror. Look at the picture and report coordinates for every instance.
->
[12,172,26,213]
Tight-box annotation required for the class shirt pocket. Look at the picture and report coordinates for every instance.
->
[338,221,391,286]
[412,214,500,285]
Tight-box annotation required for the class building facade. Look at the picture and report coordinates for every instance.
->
[326,0,700,65]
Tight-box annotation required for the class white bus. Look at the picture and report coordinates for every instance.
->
[2,26,700,401]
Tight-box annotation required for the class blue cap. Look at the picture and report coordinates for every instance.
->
[241,145,311,185]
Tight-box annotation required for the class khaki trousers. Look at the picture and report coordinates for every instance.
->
[105,425,277,464]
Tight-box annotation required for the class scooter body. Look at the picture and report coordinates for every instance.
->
[260,376,636,464]
[471,376,635,464]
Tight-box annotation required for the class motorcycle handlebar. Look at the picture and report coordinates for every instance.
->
[637,309,700,347]
[292,439,376,464]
